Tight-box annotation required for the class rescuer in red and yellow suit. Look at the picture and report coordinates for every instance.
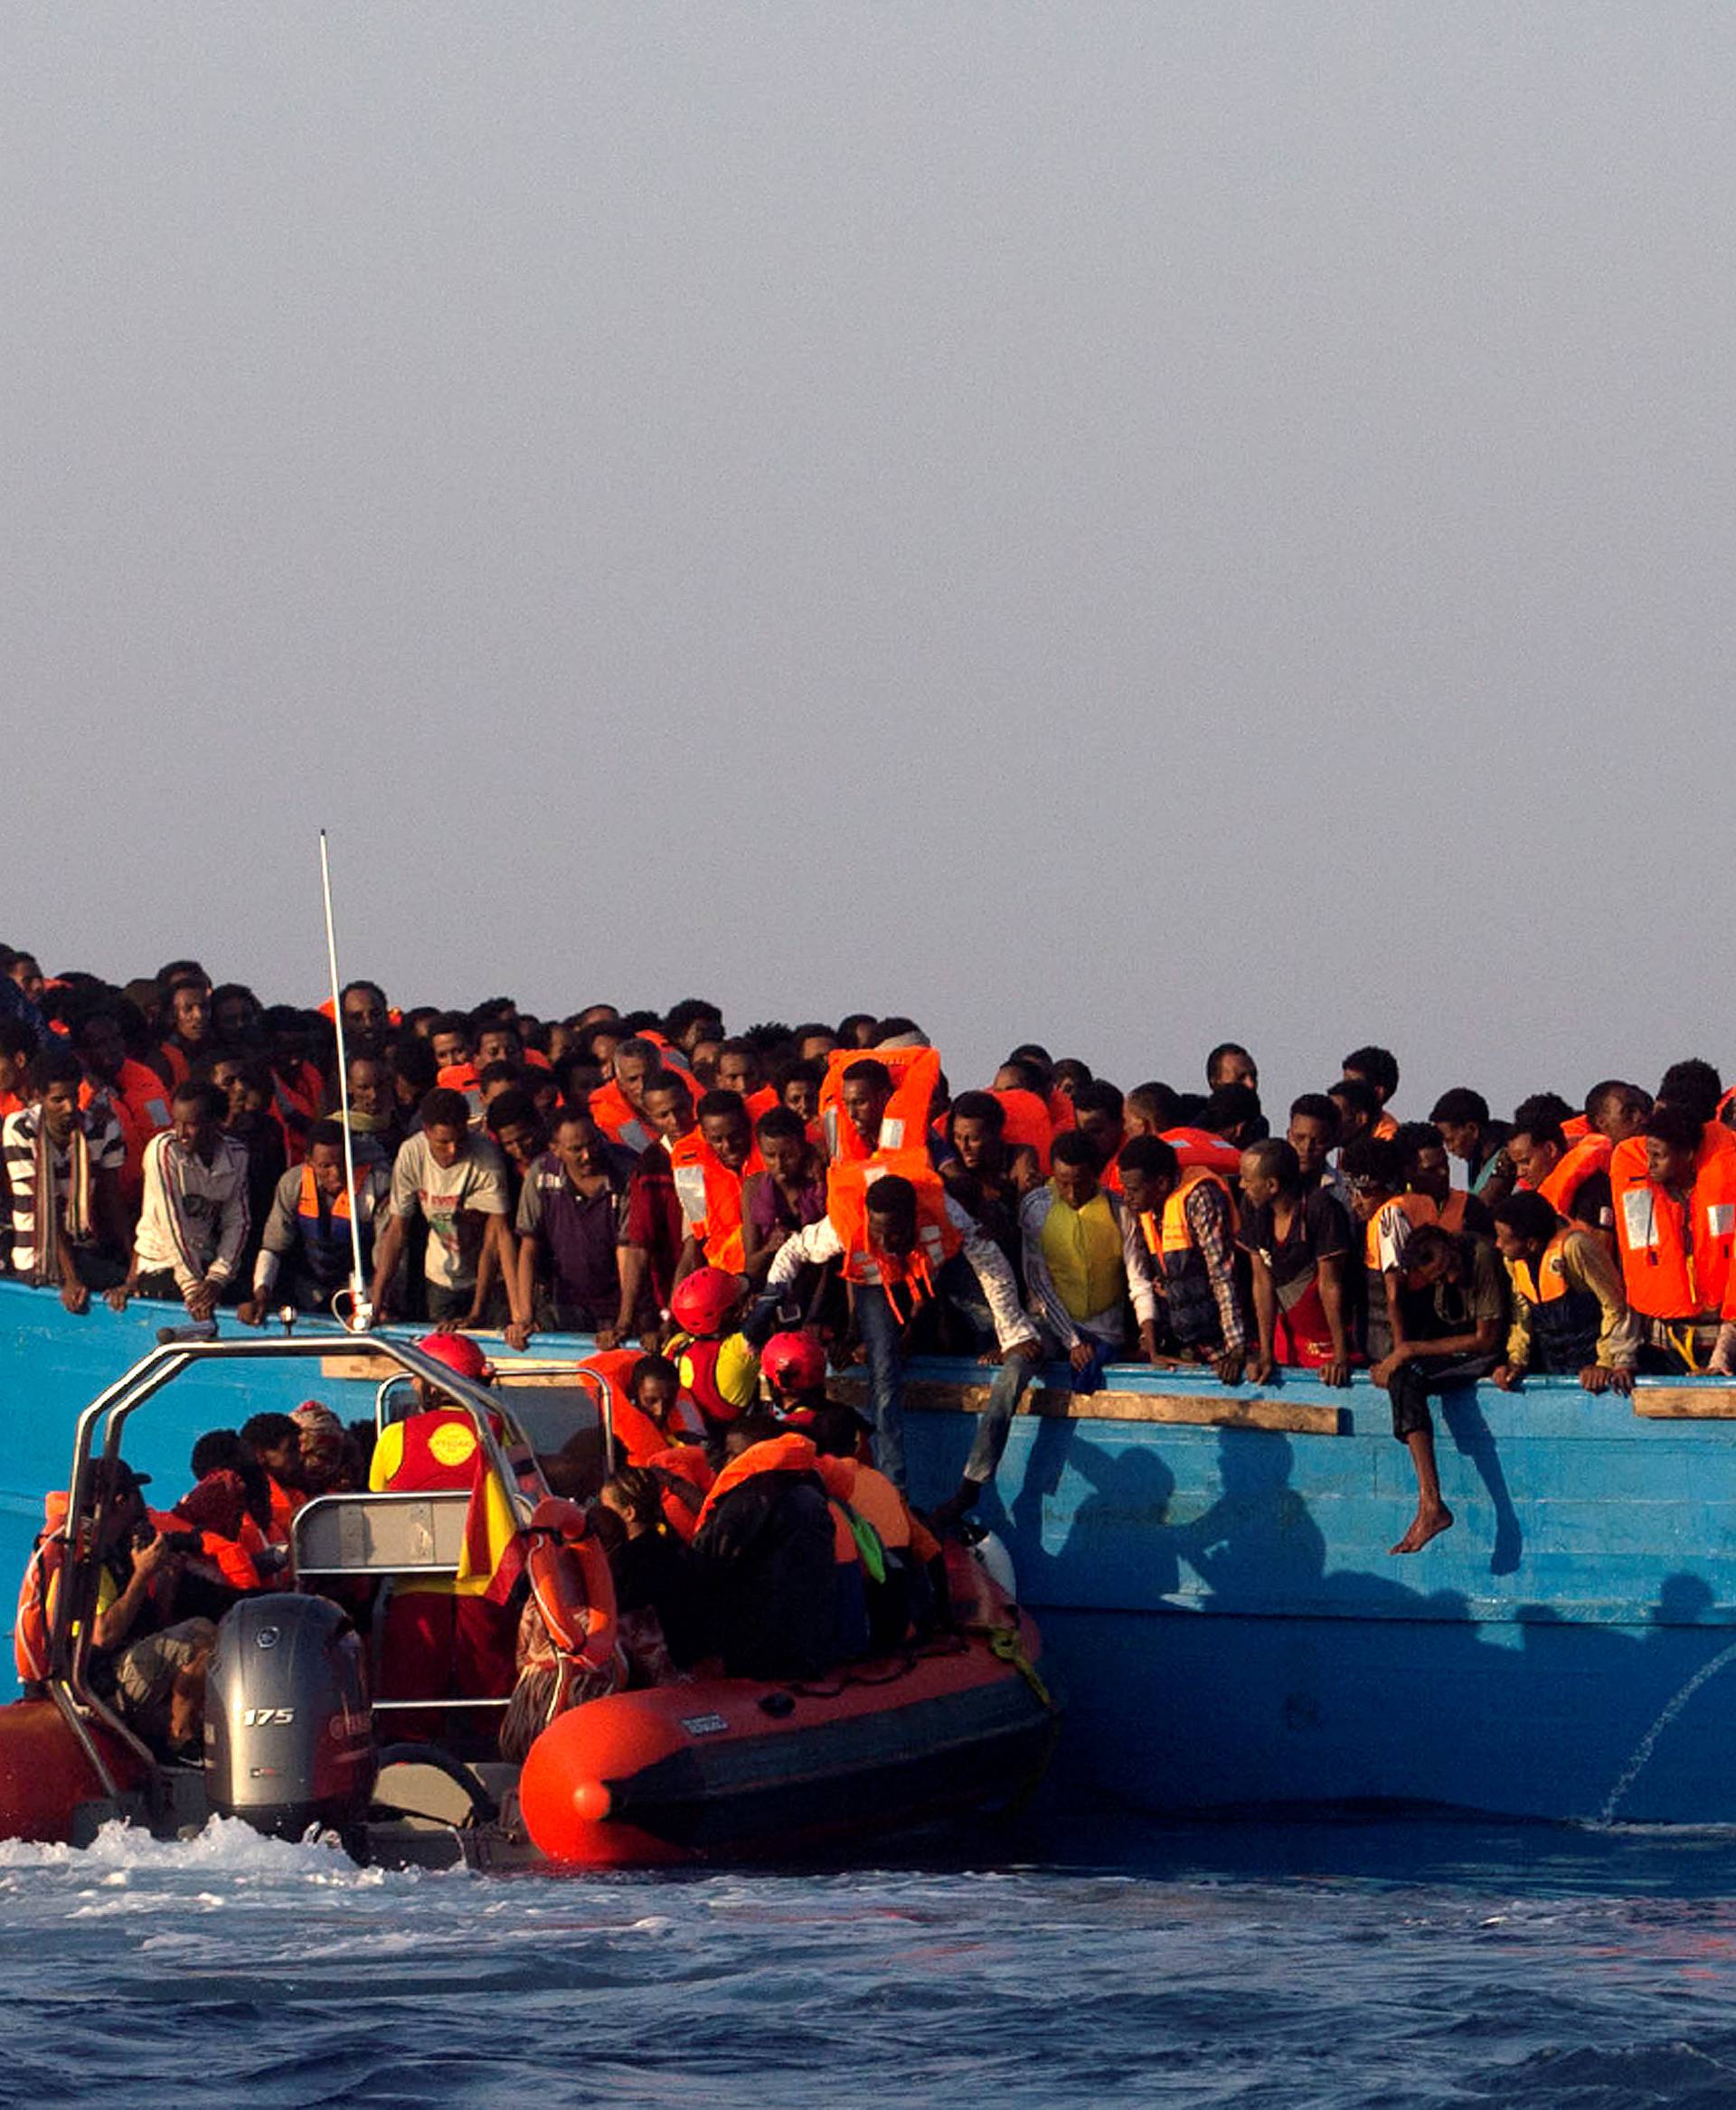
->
[368,1332,523,1721]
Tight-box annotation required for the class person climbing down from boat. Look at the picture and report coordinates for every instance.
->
[368,1331,524,1714]
[671,1090,762,1280]
[662,1266,762,1436]
[1504,1097,1613,1242]
[1,1042,130,1308]
[506,1110,634,1349]
[1114,1135,1246,1384]
[690,1418,844,1679]
[762,1159,1039,1493]
[1487,1191,1640,1394]
[611,1070,700,1344]
[76,1461,222,1757]
[1341,1046,1401,1141]
[740,1106,826,1288]
[236,1120,392,1322]
[1236,1138,1353,1384]
[1369,1222,1506,1555]
[1024,1133,1158,1378]
[107,1081,251,1322]
[1341,1135,1437,1365]
[1611,1102,1736,1374]
[1395,1122,1491,1239]
[366,1087,514,1328]
[1429,1088,1513,1202]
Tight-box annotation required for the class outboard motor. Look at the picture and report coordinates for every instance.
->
[205,1594,375,1841]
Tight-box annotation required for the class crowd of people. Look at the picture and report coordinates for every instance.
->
[5,943,1736,1562]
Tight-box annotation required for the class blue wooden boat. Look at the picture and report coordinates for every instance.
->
[6,1278,1734,1825]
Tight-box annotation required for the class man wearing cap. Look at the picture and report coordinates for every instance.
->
[77,1461,221,1755]
[368,1334,522,1719]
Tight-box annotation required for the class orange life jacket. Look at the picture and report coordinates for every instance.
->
[742,1085,779,1125]
[668,1133,763,1271]
[1538,1134,1614,1229]
[693,1430,826,1536]
[986,1088,1054,1172]
[826,1149,962,1323]
[82,1061,171,1206]
[819,1046,942,1163]
[1362,1191,1438,1270]
[579,1348,708,1459]
[644,1445,714,1542]
[1161,1126,1243,1177]
[1563,1113,1593,1140]
[14,1493,70,1689]
[589,1078,655,1151]
[271,1062,326,1167]
[1610,1137,1736,1321]
[1155,1164,1237,1255]
[814,1455,912,1552]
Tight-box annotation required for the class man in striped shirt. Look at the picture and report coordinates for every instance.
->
[108,1081,250,1321]
[1,1043,129,1310]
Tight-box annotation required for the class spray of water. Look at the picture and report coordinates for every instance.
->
[1598,1634,1736,1825]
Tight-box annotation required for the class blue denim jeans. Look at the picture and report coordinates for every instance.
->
[848,1255,1040,1493]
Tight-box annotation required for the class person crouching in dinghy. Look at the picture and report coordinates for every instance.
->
[368,1333,523,1729]
[689,1418,844,1680]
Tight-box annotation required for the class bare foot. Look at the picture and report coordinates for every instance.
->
[1390,1504,1453,1556]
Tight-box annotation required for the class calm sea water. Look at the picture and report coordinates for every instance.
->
[7,1809,1736,2107]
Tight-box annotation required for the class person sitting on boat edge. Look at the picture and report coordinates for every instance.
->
[1487,1190,1640,1395]
[760,1160,1040,1496]
[1368,1221,1507,1556]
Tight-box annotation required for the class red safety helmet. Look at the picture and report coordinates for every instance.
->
[415,1332,491,1382]
[760,1330,827,1395]
[668,1267,741,1338]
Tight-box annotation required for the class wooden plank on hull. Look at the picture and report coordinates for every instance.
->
[320,1352,590,1386]
[1634,1387,1736,1420]
[833,1378,1346,1436]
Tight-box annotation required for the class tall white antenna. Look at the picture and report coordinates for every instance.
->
[318,830,373,1332]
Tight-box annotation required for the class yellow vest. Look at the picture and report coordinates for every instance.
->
[1041,1190,1125,1320]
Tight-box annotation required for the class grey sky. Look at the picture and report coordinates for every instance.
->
[5,5,1731,1122]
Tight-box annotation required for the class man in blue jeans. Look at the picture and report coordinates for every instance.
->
[757,1171,1040,1495]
